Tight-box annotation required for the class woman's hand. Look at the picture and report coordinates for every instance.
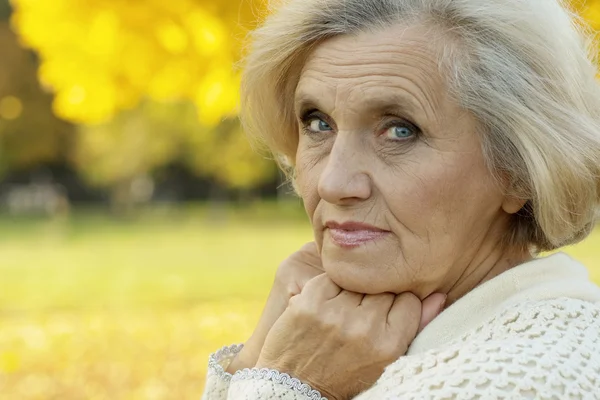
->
[226,242,324,373]
[255,275,446,400]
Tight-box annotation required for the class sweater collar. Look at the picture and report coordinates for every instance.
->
[408,252,600,354]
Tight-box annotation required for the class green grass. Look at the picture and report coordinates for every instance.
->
[0,202,313,312]
[0,203,599,399]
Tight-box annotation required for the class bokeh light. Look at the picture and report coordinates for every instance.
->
[0,95,23,120]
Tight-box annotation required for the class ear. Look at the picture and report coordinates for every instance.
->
[502,195,527,215]
[499,172,528,215]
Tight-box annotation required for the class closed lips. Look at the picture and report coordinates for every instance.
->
[325,221,390,248]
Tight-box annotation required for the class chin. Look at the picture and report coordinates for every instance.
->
[321,254,401,294]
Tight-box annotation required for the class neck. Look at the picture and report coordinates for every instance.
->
[443,226,533,307]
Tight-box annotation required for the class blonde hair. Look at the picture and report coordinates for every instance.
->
[240,0,600,252]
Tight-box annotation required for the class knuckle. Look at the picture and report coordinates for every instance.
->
[375,292,395,303]
[287,294,302,308]
[395,291,419,303]
[276,255,296,274]
[362,293,393,310]
[303,273,327,291]
[288,296,314,319]
[374,333,407,358]
[394,292,421,309]
[302,275,322,296]
[298,241,318,255]
[289,297,328,323]
[392,339,410,356]
[373,341,398,361]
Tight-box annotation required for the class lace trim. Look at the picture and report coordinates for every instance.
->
[207,343,244,382]
[232,367,328,400]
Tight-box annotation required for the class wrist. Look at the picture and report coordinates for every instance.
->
[225,347,258,374]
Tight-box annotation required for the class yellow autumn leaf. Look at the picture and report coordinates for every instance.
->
[10,0,267,125]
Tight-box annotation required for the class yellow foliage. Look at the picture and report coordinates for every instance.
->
[10,0,600,127]
[71,101,189,188]
[582,1,600,31]
[10,0,266,126]
[183,118,276,189]
[72,116,179,187]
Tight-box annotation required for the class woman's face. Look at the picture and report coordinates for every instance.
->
[294,24,521,297]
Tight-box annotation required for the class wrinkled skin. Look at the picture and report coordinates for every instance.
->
[241,23,531,400]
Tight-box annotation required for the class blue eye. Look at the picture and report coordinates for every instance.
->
[308,118,332,133]
[384,125,415,140]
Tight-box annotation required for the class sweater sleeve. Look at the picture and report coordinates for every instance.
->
[223,299,600,400]
[228,368,328,400]
[201,344,244,400]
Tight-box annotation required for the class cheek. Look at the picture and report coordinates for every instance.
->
[295,146,323,219]
[384,151,498,235]
[430,155,500,218]
[416,163,466,212]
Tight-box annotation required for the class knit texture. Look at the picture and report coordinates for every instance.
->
[359,298,600,399]
[201,253,600,399]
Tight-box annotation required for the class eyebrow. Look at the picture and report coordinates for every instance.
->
[294,90,421,119]
[294,91,320,116]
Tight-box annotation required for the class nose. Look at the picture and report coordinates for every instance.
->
[317,135,372,205]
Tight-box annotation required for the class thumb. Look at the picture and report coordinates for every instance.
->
[418,293,447,333]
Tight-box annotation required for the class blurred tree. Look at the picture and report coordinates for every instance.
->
[183,117,276,190]
[9,0,276,202]
[9,0,266,126]
[71,101,275,210]
[0,20,74,176]
[0,0,10,19]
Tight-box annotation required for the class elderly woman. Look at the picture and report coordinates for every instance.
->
[202,0,600,398]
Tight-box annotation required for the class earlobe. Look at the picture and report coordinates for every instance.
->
[502,196,527,215]
[499,174,527,215]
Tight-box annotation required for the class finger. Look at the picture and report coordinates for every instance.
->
[418,293,447,333]
[331,289,364,306]
[359,292,395,312]
[298,242,321,261]
[299,241,319,254]
[302,274,342,302]
[284,242,323,278]
[247,288,291,352]
[387,292,421,343]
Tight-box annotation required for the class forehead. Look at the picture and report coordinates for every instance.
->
[295,24,447,109]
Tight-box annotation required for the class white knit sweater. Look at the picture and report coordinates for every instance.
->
[201,253,600,399]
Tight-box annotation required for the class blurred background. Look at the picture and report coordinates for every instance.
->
[0,0,599,399]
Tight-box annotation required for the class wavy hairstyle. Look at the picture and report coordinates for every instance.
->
[240,0,600,252]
